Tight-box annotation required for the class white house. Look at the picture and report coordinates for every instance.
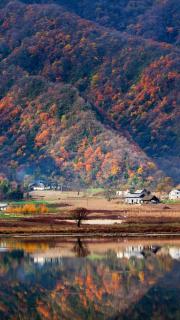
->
[124,189,149,204]
[169,189,180,200]
[29,182,45,191]
[0,203,8,211]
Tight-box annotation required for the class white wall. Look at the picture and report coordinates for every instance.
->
[169,190,180,200]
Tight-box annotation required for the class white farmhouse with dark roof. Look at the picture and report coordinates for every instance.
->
[124,189,160,204]
[124,189,149,204]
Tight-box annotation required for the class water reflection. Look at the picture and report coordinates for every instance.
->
[72,237,90,257]
[0,238,180,319]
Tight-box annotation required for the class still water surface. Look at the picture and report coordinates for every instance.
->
[0,237,180,320]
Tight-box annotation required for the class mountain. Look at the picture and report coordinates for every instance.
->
[0,0,179,186]
[18,0,180,45]
[0,77,159,187]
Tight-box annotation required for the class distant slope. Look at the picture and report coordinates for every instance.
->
[18,0,180,45]
[0,77,159,186]
[0,0,179,184]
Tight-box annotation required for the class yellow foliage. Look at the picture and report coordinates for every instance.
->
[111,160,119,176]
[7,204,48,214]
[137,166,143,175]
[64,44,71,51]
[91,74,99,85]
[111,165,119,176]
[147,161,156,170]
[39,204,49,214]
[139,271,145,282]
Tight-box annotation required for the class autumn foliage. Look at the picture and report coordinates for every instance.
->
[0,0,179,186]
[7,204,48,214]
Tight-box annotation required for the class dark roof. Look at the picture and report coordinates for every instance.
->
[142,195,159,202]
[125,189,150,199]
[125,194,144,199]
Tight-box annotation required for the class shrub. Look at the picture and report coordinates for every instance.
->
[6,204,48,214]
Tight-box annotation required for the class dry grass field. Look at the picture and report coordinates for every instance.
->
[30,190,180,219]
[0,191,179,236]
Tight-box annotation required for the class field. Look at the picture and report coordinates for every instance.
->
[30,190,180,218]
[0,191,180,236]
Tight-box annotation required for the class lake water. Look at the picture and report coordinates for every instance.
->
[0,237,180,320]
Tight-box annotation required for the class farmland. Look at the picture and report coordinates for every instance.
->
[0,191,180,237]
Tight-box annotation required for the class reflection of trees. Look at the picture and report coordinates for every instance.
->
[72,238,90,257]
[0,244,179,320]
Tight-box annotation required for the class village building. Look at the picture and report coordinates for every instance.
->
[141,195,160,204]
[29,182,47,191]
[169,189,180,200]
[124,189,159,205]
[124,189,150,204]
[0,203,8,211]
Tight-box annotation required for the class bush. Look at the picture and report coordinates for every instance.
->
[6,204,48,214]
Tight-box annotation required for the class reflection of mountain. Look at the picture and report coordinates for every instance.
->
[113,261,180,320]
[0,240,179,319]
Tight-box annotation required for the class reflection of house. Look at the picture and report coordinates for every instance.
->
[0,203,8,211]
[31,248,74,265]
[117,245,161,259]
[157,247,180,260]
[33,256,62,265]
[169,248,180,260]
[169,189,180,200]
[117,245,144,259]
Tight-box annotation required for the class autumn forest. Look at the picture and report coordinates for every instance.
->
[0,0,179,187]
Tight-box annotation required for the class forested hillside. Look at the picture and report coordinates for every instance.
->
[18,0,180,45]
[0,0,179,186]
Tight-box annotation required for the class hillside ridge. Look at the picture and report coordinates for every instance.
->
[0,0,179,186]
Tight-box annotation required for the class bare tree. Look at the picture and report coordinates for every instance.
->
[71,207,89,227]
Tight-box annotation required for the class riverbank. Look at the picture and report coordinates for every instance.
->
[0,215,180,236]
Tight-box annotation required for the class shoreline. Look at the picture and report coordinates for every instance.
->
[1,232,180,239]
[1,216,180,237]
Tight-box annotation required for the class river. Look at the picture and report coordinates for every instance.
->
[0,237,180,319]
